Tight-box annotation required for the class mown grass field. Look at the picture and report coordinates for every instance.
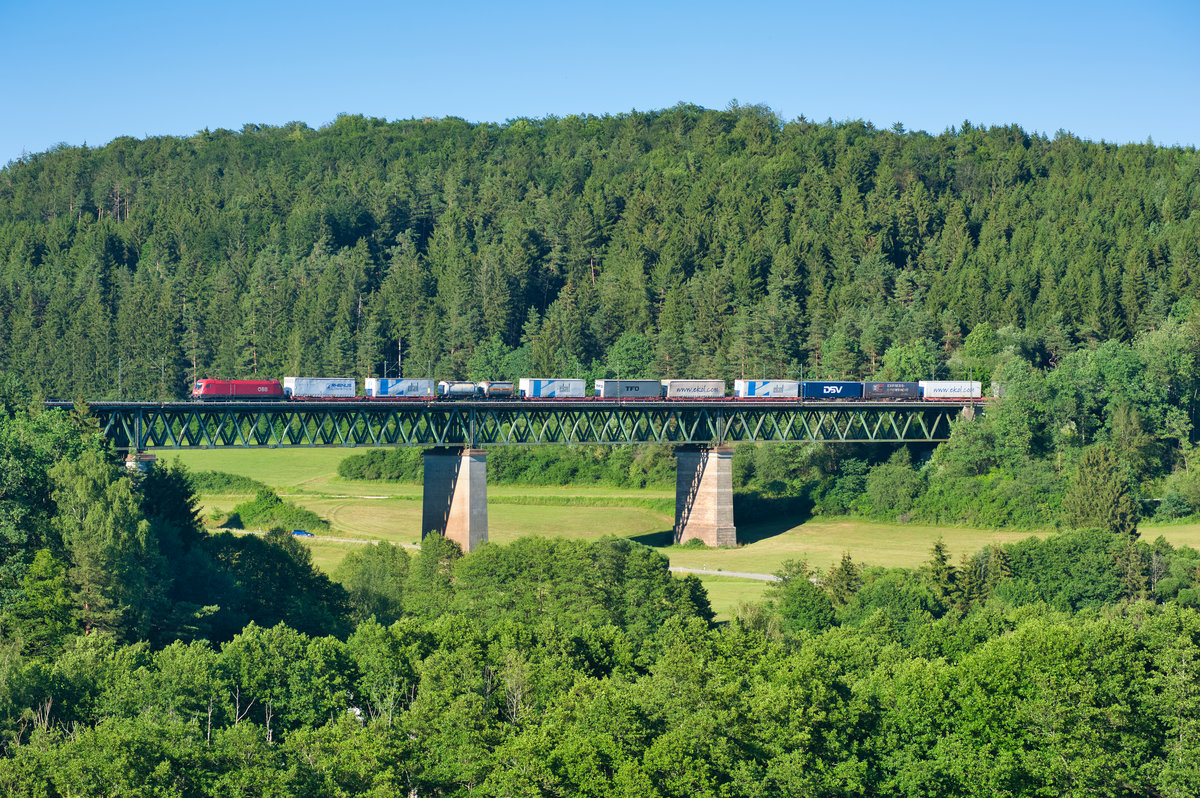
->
[169,447,1200,619]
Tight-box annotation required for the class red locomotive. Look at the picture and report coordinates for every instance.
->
[191,379,286,401]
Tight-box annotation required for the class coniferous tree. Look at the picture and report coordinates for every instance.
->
[1061,444,1140,537]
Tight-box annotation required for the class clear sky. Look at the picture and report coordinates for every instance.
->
[2,0,1197,165]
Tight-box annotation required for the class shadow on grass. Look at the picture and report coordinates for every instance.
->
[628,529,675,547]
[733,492,812,545]
[626,493,813,549]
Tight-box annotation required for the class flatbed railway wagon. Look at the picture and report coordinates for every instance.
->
[661,379,726,398]
[734,380,800,398]
[283,377,357,399]
[519,378,587,398]
[593,379,663,398]
[919,380,982,399]
[364,378,436,398]
[863,382,921,400]
[801,381,865,400]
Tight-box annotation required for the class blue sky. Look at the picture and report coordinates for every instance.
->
[2,0,1197,165]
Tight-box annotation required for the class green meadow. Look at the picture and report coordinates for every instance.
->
[168,446,1200,619]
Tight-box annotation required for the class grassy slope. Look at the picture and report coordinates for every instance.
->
[171,448,1200,619]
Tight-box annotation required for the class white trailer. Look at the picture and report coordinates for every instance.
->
[919,380,983,399]
[661,379,726,398]
[283,377,357,398]
[733,379,800,398]
[518,378,587,398]
[363,378,435,397]
[593,379,662,398]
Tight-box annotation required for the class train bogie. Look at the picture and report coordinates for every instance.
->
[661,379,726,398]
[734,380,800,398]
[863,381,921,400]
[801,381,864,399]
[283,377,357,398]
[594,379,662,398]
[364,378,435,398]
[919,380,982,399]
[519,378,586,398]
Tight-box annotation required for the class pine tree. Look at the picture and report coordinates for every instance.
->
[1061,444,1139,537]
[826,552,862,607]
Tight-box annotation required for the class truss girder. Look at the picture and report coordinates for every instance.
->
[49,401,978,451]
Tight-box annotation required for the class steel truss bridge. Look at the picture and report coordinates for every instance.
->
[46,400,983,452]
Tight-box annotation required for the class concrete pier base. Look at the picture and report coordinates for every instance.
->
[421,447,488,553]
[674,445,737,547]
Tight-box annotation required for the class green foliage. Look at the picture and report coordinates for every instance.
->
[0,111,1195,403]
[229,488,328,532]
[334,543,410,625]
[1061,443,1140,537]
[861,449,925,520]
[768,559,836,634]
[880,338,937,380]
[1,549,73,656]
[187,470,271,494]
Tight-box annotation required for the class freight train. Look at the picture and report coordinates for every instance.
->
[191,377,983,401]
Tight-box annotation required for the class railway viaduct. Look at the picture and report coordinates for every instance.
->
[48,400,982,552]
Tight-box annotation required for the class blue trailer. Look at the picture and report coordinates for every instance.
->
[801,381,865,399]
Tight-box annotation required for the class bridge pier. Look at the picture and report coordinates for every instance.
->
[421,447,488,553]
[674,445,737,547]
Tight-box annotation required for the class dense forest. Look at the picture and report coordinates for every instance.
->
[3,395,1200,795]
[0,106,1196,398]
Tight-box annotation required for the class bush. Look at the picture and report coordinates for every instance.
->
[189,471,270,494]
[231,489,328,531]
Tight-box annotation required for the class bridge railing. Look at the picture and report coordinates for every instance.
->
[45,400,982,451]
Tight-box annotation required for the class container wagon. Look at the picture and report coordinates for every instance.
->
[364,378,435,398]
[283,377,357,398]
[801,381,865,399]
[594,379,662,398]
[438,381,480,398]
[863,382,921,400]
[662,379,726,398]
[479,381,515,399]
[519,378,587,398]
[919,380,982,399]
[733,380,800,398]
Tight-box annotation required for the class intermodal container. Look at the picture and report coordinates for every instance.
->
[919,380,982,399]
[593,379,662,398]
[437,381,480,398]
[283,377,357,398]
[363,378,435,398]
[518,378,587,398]
[661,379,725,398]
[479,381,515,399]
[733,380,800,398]
[801,381,865,399]
[863,381,921,399]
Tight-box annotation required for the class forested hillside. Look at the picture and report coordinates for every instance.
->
[0,106,1196,398]
[5,391,1200,795]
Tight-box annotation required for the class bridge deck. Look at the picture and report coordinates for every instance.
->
[46,399,984,451]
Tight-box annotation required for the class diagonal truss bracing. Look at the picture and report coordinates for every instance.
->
[49,400,979,451]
